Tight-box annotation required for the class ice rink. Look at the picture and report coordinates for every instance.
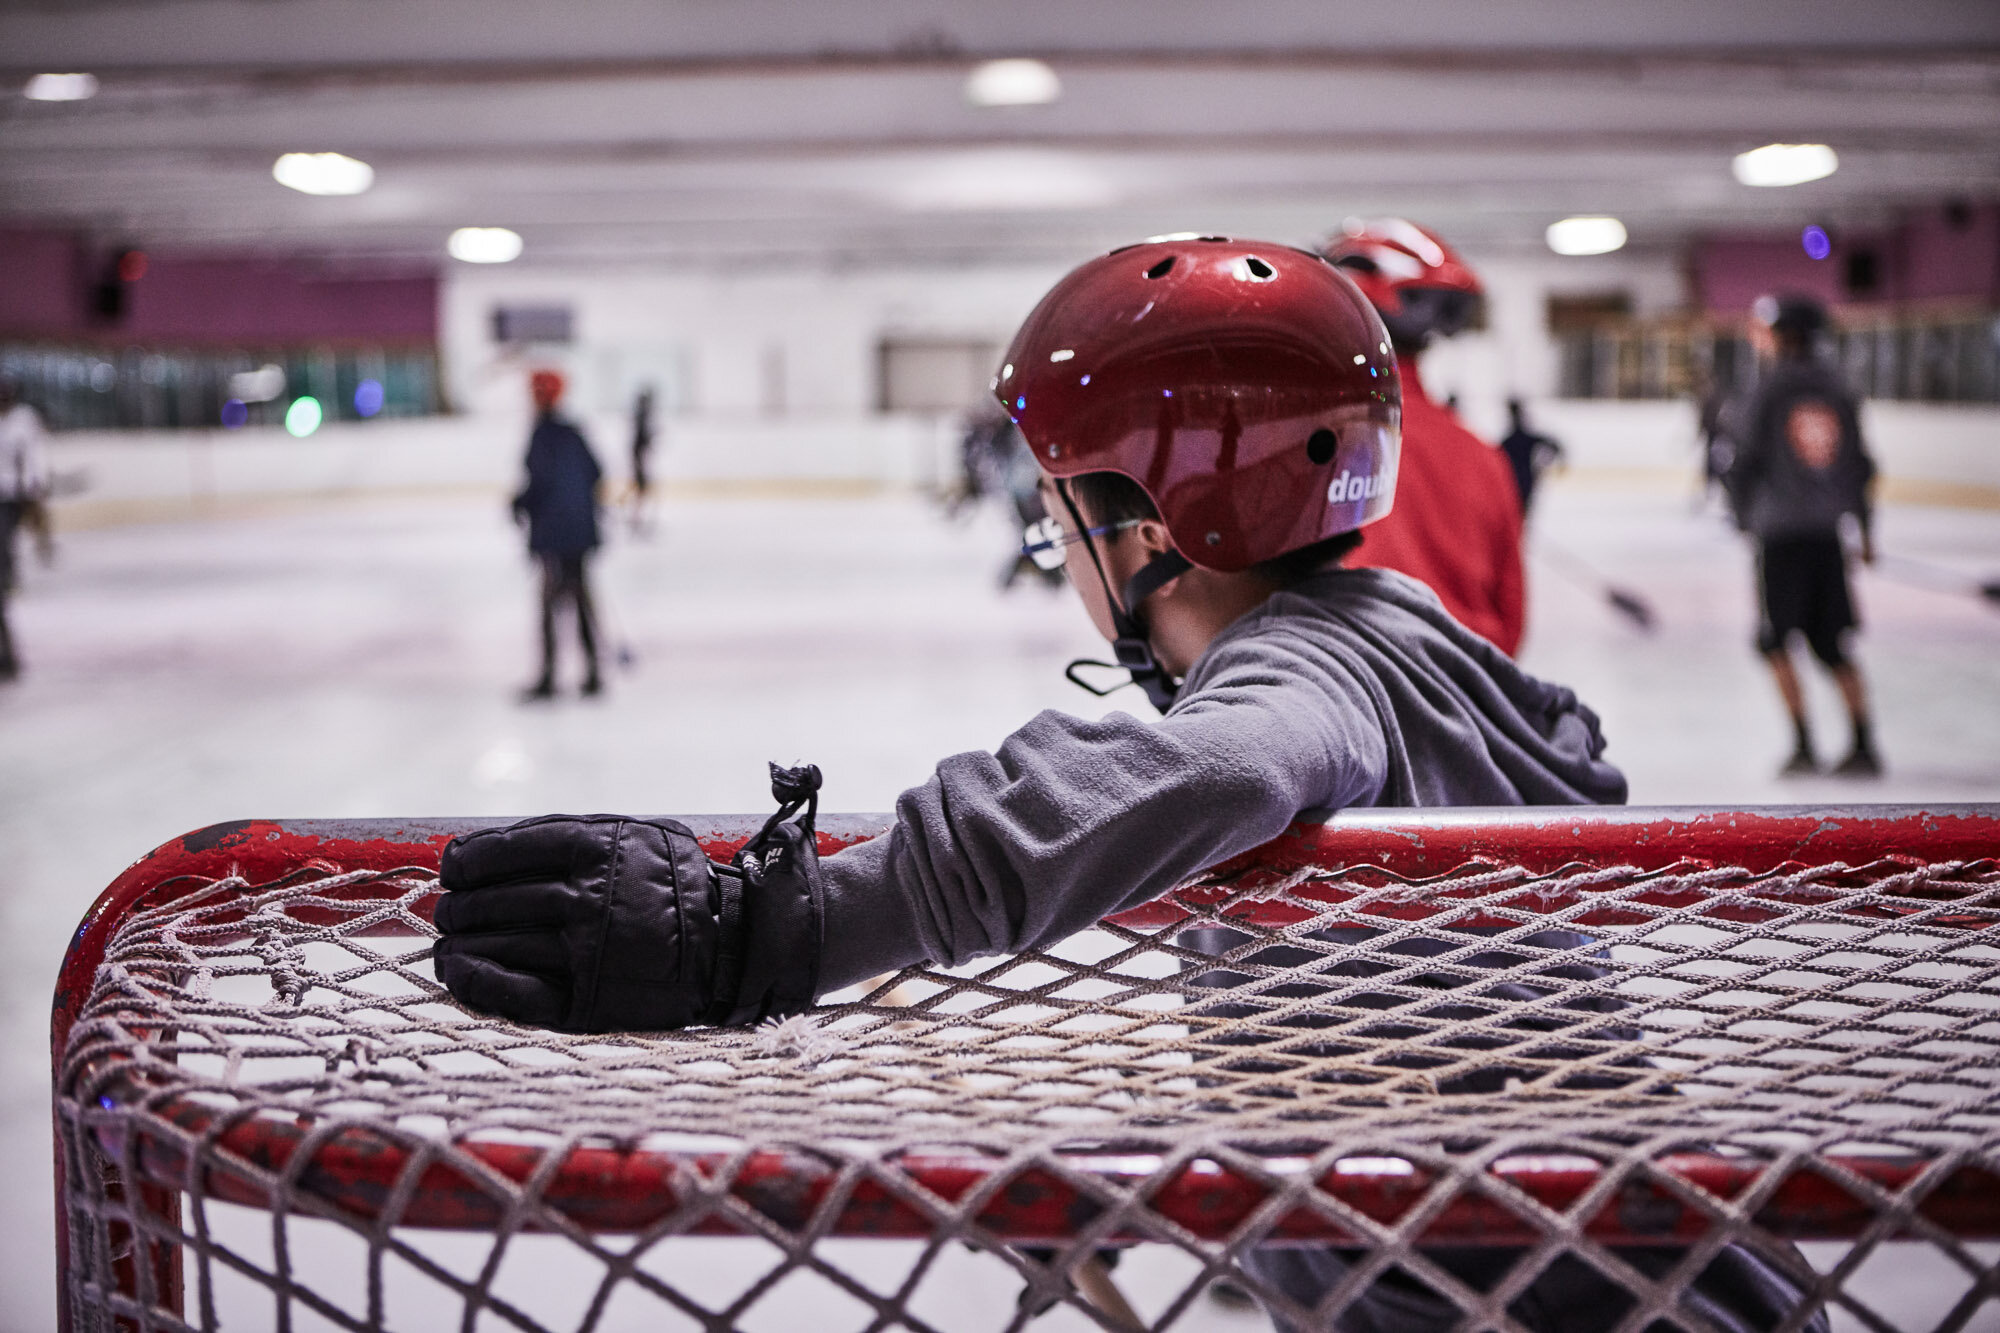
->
[6,469,2000,1329]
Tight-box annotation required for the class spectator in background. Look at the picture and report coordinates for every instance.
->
[1724,295,1882,777]
[1694,363,1741,511]
[1324,219,1526,655]
[513,370,604,701]
[957,403,1064,590]
[1499,397,1566,516]
[0,377,50,681]
[628,384,657,536]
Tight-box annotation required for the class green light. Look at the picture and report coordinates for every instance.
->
[285,396,323,437]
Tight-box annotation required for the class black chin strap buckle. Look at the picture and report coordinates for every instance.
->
[1063,658,1127,696]
[1061,634,1179,712]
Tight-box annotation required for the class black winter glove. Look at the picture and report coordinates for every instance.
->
[433,763,826,1033]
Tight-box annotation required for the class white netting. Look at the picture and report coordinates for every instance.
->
[56,839,2000,1333]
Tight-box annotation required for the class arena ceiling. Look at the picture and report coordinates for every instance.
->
[2,0,1998,267]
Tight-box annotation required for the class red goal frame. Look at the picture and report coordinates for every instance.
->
[52,805,2000,1330]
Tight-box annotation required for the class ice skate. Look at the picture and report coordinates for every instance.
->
[1833,746,1882,778]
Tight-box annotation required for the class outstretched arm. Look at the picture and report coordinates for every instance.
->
[432,636,1388,1031]
[814,642,1389,992]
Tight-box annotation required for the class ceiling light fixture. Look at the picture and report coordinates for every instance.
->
[1732,143,1838,188]
[965,58,1060,107]
[448,227,524,264]
[272,152,374,196]
[24,73,98,102]
[1545,216,1628,256]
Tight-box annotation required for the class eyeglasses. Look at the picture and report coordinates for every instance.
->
[1020,515,1141,571]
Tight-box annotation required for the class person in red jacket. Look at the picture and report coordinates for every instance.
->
[1323,220,1526,655]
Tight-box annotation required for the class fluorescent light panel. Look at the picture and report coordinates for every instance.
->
[272,152,374,196]
[965,58,1060,107]
[24,73,98,101]
[1545,216,1628,256]
[448,227,524,263]
[1733,143,1839,188]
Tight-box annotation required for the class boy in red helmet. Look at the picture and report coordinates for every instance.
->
[436,240,1818,1332]
[1323,220,1527,655]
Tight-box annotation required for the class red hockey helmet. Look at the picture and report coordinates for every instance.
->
[1322,218,1483,351]
[529,369,566,411]
[996,236,1401,575]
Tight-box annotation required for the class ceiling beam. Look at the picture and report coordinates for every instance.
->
[4,45,1997,89]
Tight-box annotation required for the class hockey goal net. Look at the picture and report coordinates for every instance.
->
[53,807,2000,1332]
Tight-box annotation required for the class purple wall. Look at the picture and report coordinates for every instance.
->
[123,256,437,342]
[0,227,437,343]
[1695,234,1862,314]
[1696,203,2000,316]
[1902,203,2000,304]
[0,228,87,337]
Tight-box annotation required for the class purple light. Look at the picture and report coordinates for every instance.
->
[353,378,385,417]
[1802,225,1832,261]
[220,398,248,429]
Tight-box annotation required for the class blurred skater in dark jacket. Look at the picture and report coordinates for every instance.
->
[1724,295,1880,776]
[513,370,604,700]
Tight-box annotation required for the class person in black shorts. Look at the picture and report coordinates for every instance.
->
[1725,295,1881,776]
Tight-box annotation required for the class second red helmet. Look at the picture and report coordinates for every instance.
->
[996,236,1402,574]
[1322,218,1483,351]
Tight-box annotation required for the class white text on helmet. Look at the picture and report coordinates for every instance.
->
[1326,470,1386,503]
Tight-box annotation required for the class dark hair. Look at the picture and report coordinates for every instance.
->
[1760,294,1827,360]
[1066,471,1362,586]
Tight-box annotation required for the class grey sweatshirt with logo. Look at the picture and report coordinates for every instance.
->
[1725,357,1875,542]
[817,565,1626,991]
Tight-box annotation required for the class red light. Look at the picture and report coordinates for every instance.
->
[117,250,148,282]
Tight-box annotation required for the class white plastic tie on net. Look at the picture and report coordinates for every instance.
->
[752,1012,843,1065]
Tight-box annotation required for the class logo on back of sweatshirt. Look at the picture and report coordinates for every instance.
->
[1326,470,1386,504]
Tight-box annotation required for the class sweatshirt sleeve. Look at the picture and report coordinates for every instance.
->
[814,629,1389,992]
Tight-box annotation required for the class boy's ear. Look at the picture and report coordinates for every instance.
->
[1133,518,1176,558]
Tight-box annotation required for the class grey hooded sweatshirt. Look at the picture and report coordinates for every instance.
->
[818,565,1624,990]
[815,566,1823,1333]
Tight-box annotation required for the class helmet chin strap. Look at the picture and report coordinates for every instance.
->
[1053,479,1191,712]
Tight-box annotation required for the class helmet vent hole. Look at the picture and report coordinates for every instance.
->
[1243,256,1274,280]
[1145,256,1176,280]
[1306,429,1339,465]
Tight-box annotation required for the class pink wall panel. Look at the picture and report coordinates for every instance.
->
[1695,204,2000,316]
[122,256,437,342]
[1694,233,1881,315]
[0,227,437,343]
[1900,203,2000,305]
[0,228,86,337]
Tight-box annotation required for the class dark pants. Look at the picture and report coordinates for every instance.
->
[0,500,20,674]
[632,442,651,497]
[535,551,599,686]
